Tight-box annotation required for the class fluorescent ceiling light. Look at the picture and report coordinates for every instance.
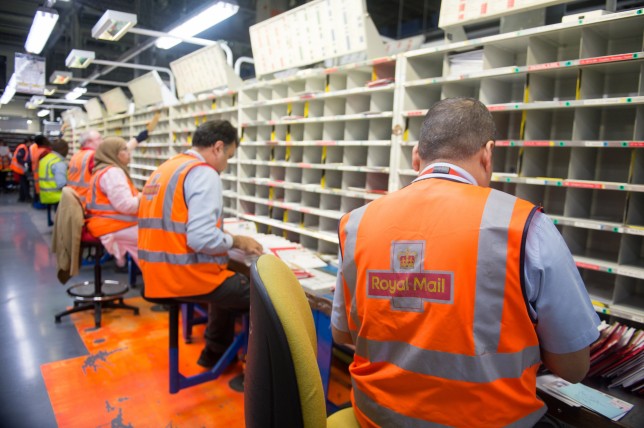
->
[25,102,36,110]
[37,109,51,117]
[44,86,57,96]
[65,87,87,101]
[50,70,72,84]
[92,10,137,41]
[25,8,59,54]
[65,50,95,68]
[155,1,238,49]
[0,74,17,105]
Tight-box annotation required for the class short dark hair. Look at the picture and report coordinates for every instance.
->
[52,139,69,158]
[34,134,51,148]
[418,97,496,162]
[192,120,239,148]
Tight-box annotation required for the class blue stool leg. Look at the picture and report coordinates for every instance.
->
[169,305,181,394]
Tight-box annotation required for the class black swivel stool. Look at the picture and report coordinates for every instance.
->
[55,227,139,328]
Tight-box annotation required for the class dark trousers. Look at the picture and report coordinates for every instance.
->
[16,174,30,201]
[182,273,250,353]
[0,171,7,192]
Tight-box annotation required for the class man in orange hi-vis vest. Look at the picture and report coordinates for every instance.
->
[11,137,34,202]
[332,98,600,427]
[138,120,263,369]
[67,112,160,208]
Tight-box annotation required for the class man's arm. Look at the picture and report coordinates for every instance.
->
[331,251,355,346]
[524,212,600,382]
[541,347,590,384]
[332,326,353,346]
[184,165,262,256]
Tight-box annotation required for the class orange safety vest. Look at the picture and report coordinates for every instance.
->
[85,166,138,237]
[337,176,544,427]
[10,143,28,175]
[1,153,11,170]
[66,149,94,206]
[138,153,234,298]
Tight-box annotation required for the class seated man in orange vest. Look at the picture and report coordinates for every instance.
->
[332,97,600,427]
[67,112,160,208]
[138,120,263,368]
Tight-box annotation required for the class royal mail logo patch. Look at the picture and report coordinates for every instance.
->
[367,271,453,302]
[367,240,454,311]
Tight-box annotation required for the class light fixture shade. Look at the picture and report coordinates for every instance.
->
[0,74,17,104]
[30,95,45,105]
[25,8,59,54]
[92,10,138,41]
[37,109,51,117]
[155,1,239,49]
[65,87,87,101]
[50,70,72,85]
[65,50,95,68]
[44,85,57,96]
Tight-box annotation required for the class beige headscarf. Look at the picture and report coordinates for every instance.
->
[93,137,131,180]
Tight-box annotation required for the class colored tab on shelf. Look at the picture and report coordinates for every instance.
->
[564,181,603,189]
[523,140,553,147]
[575,261,601,271]
[579,53,636,65]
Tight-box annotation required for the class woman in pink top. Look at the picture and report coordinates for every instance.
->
[87,137,141,267]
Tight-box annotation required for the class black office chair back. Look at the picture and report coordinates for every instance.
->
[245,254,327,428]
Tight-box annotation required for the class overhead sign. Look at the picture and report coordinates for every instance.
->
[439,0,569,28]
[170,44,241,98]
[14,53,46,94]
[250,0,380,77]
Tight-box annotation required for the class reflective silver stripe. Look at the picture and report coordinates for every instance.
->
[78,151,91,187]
[138,249,228,265]
[355,338,540,383]
[341,205,368,340]
[68,152,92,187]
[87,168,104,210]
[353,383,448,428]
[138,218,186,233]
[67,180,89,188]
[473,189,516,355]
[88,213,138,223]
[86,201,114,211]
[157,159,200,231]
[354,379,545,427]
[506,407,547,428]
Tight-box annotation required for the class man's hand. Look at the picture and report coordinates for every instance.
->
[232,235,263,256]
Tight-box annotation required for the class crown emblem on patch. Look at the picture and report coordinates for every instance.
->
[398,248,417,269]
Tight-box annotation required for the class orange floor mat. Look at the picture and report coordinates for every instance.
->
[41,297,246,427]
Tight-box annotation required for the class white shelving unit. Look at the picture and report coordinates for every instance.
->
[397,8,644,324]
[63,6,644,324]
[237,56,396,255]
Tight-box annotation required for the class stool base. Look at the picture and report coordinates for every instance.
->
[55,280,139,328]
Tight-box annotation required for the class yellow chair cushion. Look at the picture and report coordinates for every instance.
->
[327,407,360,427]
[256,254,327,428]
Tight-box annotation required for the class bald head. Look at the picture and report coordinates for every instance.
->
[80,130,103,150]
